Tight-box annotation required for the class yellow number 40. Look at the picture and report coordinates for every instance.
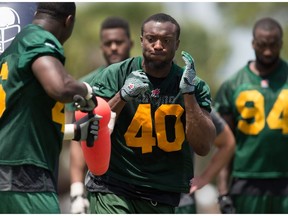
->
[124,104,185,154]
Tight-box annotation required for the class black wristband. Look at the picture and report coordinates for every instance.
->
[73,124,81,141]
[183,92,195,95]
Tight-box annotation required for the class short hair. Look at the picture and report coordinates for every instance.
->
[141,13,180,40]
[253,17,283,38]
[36,2,76,20]
[100,17,131,39]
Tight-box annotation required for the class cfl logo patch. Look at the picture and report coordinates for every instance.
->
[151,88,160,98]
[128,83,135,90]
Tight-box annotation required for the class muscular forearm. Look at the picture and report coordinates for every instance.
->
[217,165,231,195]
[184,94,216,156]
[70,140,87,183]
[32,56,91,103]
[200,147,232,186]
[66,110,86,183]
[108,92,126,119]
[59,79,89,103]
[200,125,235,184]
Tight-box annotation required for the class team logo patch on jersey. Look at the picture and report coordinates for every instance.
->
[151,88,160,98]
[128,83,135,89]
[261,79,269,88]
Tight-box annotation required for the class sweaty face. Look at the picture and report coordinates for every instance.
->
[141,21,179,69]
[252,28,282,67]
[100,28,132,65]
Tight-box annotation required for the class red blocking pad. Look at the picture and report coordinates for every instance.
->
[75,96,111,176]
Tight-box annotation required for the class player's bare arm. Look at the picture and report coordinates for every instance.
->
[180,51,216,156]
[190,124,235,193]
[184,94,215,156]
[32,55,88,103]
[107,92,126,120]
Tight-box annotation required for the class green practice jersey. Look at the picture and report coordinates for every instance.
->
[92,56,212,193]
[214,60,288,179]
[80,65,106,84]
[0,24,65,174]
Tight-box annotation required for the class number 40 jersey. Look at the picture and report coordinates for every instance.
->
[90,56,212,195]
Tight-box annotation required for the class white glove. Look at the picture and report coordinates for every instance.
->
[120,70,150,102]
[73,114,102,141]
[180,51,197,94]
[70,182,89,214]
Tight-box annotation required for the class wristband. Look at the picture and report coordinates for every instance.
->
[183,92,195,95]
[73,123,81,141]
[83,82,93,100]
[70,182,85,197]
[63,124,75,140]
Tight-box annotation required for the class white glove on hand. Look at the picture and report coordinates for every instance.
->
[180,51,197,94]
[120,70,150,102]
[70,182,89,214]
[73,114,102,141]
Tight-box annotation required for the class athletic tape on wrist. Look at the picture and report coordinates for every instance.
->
[70,182,85,197]
[83,82,93,100]
[63,124,75,140]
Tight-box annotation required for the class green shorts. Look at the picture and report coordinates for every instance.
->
[89,192,175,214]
[175,193,197,214]
[0,191,60,213]
[234,195,288,213]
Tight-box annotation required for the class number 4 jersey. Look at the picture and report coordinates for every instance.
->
[214,60,288,179]
[0,24,65,174]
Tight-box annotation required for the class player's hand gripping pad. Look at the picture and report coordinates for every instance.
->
[75,96,111,176]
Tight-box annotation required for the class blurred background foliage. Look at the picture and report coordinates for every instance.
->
[219,2,288,27]
[64,2,288,99]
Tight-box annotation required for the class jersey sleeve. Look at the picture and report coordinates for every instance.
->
[213,79,234,115]
[18,26,65,70]
[194,76,213,113]
[210,108,226,135]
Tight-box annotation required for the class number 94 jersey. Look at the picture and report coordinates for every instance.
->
[214,59,288,179]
